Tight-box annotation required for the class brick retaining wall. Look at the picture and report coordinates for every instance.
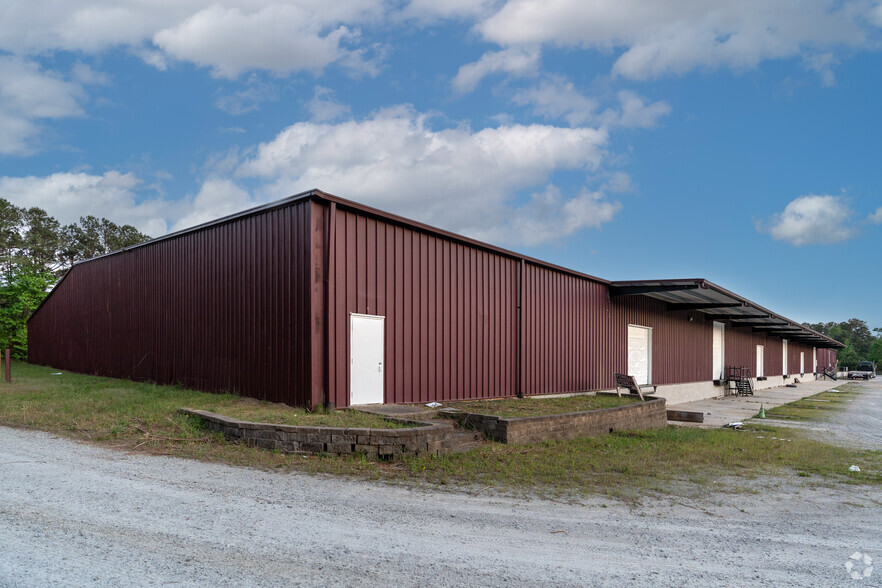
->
[440,397,667,444]
[181,408,454,459]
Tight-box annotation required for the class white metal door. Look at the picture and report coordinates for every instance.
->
[350,314,384,405]
[756,345,764,378]
[782,340,788,375]
[712,322,725,380]
[800,352,805,375]
[628,325,652,386]
[813,348,817,372]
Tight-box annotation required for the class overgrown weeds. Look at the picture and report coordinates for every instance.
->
[763,385,861,421]
[443,394,640,418]
[2,362,879,498]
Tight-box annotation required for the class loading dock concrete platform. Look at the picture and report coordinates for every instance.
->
[668,378,844,428]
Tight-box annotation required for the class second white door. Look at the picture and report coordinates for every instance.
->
[628,325,652,386]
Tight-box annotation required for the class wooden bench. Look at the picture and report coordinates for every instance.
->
[613,372,657,401]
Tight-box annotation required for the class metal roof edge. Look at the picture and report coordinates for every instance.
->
[67,188,322,268]
[26,189,322,324]
[61,188,610,286]
[610,278,845,349]
[27,188,611,324]
[26,266,73,324]
[313,189,610,285]
[28,191,841,351]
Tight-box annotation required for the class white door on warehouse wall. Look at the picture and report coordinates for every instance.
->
[782,340,789,375]
[813,348,817,372]
[712,322,725,380]
[800,352,805,375]
[350,313,385,405]
[756,345,764,378]
[628,325,652,386]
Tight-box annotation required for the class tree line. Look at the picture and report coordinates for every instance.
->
[803,318,882,369]
[0,198,152,358]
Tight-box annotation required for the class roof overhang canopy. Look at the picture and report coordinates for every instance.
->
[609,279,844,349]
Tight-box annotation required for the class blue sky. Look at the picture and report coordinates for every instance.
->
[1,1,880,329]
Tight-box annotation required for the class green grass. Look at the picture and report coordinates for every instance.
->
[0,361,409,440]
[402,424,882,497]
[205,404,416,429]
[444,394,640,418]
[2,361,879,497]
[763,385,861,421]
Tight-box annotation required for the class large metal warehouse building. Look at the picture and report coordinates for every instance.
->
[28,190,842,409]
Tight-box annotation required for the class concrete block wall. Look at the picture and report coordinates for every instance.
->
[442,397,667,444]
[181,408,453,459]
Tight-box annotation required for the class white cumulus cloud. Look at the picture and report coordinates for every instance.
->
[610,91,671,128]
[306,86,351,122]
[0,1,387,78]
[0,170,264,238]
[513,77,599,126]
[476,185,621,246]
[515,80,670,129]
[0,171,169,237]
[0,56,85,155]
[452,47,541,94]
[869,207,882,224]
[401,0,497,22]
[758,194,856,246]
[478,0,874,81]
[236,105,618,244]
[153,5,352,78]
[169,179,258,232]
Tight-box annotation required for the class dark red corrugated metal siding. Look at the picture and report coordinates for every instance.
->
[323,202,730,405]
[520,264,613,394]
[611,297,713,385]
[28,202,315,405]
[722,330,830,376]
[765,337,784,376]
[29,192,842,409]
[724,327,786,376]
[325,205,520,406]
[791,342,814,374]
[817,347,837,369]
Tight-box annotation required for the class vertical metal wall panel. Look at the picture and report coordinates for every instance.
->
[325,205,725,404]
[816,347,837,370]
[765,336,784,376]
[520,264,614,394]
[792,342,813,374]
[725,327,760,375]
[610,297,713,386]
[787,341,809,375]
[28,202,315,406]
[326,206,520,406]
[723,327,793,376]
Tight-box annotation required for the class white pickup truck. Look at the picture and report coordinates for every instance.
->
[848,361,877,380]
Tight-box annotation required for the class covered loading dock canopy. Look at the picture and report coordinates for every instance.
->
[610,279,844,350]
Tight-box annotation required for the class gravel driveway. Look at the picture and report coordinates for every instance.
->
[823,379,882,449]
[758,379,882,451]
[2,393,881,587]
